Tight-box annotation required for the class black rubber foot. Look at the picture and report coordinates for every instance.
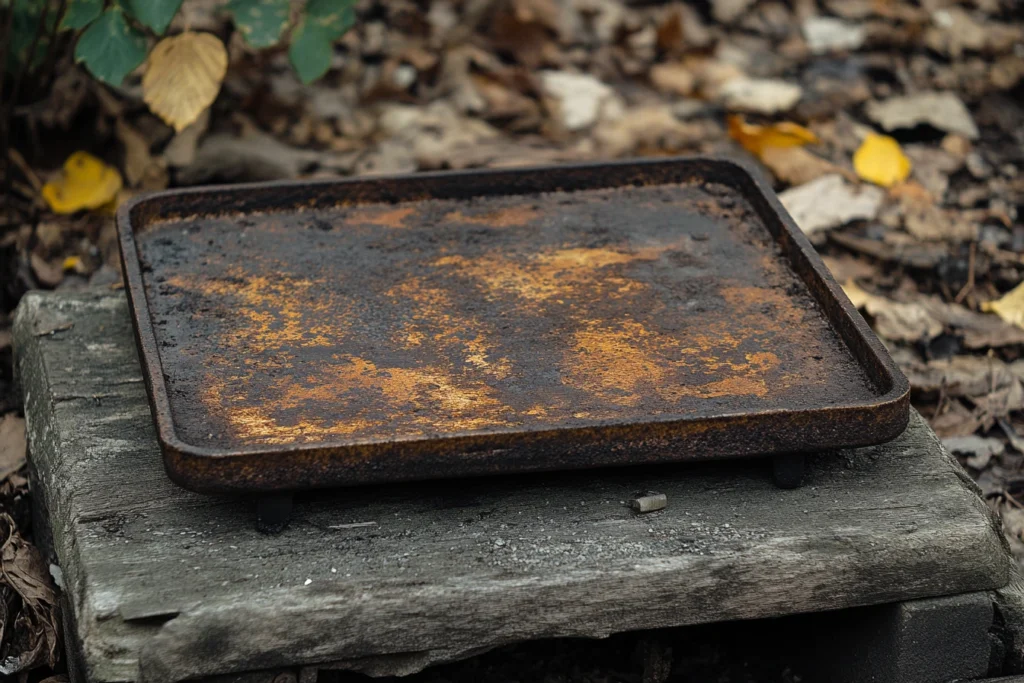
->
[773,453,805,489]
[256,494,293,534]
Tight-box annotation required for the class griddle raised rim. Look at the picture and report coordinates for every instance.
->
[117,156,910,493]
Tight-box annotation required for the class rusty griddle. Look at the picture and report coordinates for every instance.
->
[117,158,910,494]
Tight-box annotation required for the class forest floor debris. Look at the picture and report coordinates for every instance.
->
[2,0,1024,679]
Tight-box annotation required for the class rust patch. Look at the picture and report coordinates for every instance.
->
[444,206,541,228]
[345,206,417,229]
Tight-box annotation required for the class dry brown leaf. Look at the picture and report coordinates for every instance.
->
[842,280,943,342]
[649,62,695,97]
[0,414,26,481]
[115,119,169,191]
[900,196,977,243]
[821,255,878,283]
[759,145,847,186]
[163,109,210,168]
[779,174,884,235]
[900,354,1024,398]
[0,514,59,675]
[29,253,64,288]
[143,32,228,133]
[592,104,706,157]
[918,297,1024,350]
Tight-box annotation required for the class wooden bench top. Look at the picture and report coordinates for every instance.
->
[13,291,1010,683]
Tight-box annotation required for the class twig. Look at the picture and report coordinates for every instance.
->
[954,241,976,304]
[7,148,42,192]
[998,417,1024,455]
[1004,490,1024,510]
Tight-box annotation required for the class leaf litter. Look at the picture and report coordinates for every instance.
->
[4,0,1024,673]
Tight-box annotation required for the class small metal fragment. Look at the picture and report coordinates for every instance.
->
[630,492,667,513]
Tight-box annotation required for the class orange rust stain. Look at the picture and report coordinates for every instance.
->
[445,206,541,228]
[562,316,784,406]
[346,206,417,229]
[388,276,513,380]
[563,320,666,406]
[433,244,675,303]
[167,270,346,353]
[202,354,516,443]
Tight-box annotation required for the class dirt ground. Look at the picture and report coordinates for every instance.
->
[2,0,1024,680]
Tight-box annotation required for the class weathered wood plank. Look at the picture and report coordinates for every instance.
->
[13,291,1010,683]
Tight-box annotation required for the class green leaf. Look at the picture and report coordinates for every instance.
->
[74,7,148,85]
[288,18,333,85]
[227,0,290,48]
[128,0,183,34]
[61,0,103,29]
[306,0,355,40]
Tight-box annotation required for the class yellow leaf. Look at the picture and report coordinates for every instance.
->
[853,133,912,188]
[41,151,123,214]
[62,256,81,272]
[983,282,1024,329]
[727,115,819,158]
[143,32,228,133]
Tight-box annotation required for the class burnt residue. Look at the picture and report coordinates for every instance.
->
[117,158,910,492]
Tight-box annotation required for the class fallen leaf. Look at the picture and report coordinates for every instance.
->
[923,7,1022,59]
[930,397,985,438]
[719,77,802,114]
[842,281,943,342]
[0,415,26,482]
[41,151,122,214]
[727,115,818,157]
[821,255,878,283]
[900,196,977,243]
[649,62,695,97]
[115,119,169,191]
[983,283,1024,330]
[900,354,1024,398]
[865,92,979,140]
[760,145,845,186]
[917,296,1024,349]
[779,174,884,235]
[853,133,911,188]
[803,17,865,54]
[943,435,1004,469]
[592,104,707,157]
[0,514,59,675]
[163,109,210,168]
[712,0,755,24]
[177,130,322,184]
[904,144,962,198]
[29,254,64,288]
[143,32,228,132]
[974,380,1024,421]
[540,70,623,131]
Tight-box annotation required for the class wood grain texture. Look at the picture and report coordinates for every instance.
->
[13,291,1010,683]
